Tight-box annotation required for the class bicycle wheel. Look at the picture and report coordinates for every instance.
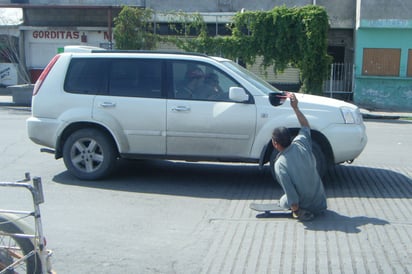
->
[0,215,41,274]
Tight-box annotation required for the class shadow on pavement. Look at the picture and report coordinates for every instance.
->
[53,160,411,200]
[324,164,412,199]
[53,159,275,198]
[302,210,389,233]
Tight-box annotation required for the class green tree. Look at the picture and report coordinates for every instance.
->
[113,6,331,95]
[113,7,157,50]
[169,6,331,95]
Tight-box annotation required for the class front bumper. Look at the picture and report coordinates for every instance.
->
[323,123,368,164]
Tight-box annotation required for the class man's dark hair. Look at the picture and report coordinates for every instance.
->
[272,127,292,148]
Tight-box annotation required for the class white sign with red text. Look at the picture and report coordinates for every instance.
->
[24,29,112,68]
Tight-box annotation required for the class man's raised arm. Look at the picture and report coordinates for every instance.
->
[288,92,310,128]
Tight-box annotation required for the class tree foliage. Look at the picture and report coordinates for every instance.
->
[114,5,331,94]
[113,6,157,50]
[172,6,331,94]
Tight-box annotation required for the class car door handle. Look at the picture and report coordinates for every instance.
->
[99,102,116,108]
[172,106,191,112]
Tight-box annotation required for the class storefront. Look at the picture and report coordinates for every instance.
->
[354,20,412,111]
[22,27,112,82]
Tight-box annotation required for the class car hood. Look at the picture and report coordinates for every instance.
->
[260,93,361,130]
[294,93,358,111]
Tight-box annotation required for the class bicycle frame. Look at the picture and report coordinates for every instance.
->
[0,173,53,274]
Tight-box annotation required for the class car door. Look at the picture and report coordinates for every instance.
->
[166,60,257,158]
[93,58,167,155]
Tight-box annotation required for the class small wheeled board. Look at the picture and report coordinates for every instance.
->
[250,202,292,218]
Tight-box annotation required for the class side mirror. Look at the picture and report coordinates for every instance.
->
[229,87,249,102]
[268,92,287,107]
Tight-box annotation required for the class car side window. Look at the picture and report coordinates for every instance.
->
[109,59,162,98]
[64,58,109,94]
[172,61,240,101]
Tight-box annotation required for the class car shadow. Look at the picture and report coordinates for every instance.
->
[53,160,411,201]
[53,159,276,199]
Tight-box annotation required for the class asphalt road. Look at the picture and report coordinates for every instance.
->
[0,106,411,273]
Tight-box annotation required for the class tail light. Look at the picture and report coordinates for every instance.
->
[33,54,60,96]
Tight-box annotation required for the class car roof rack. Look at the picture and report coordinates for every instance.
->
[90,49,209,57]
[63,45,209,57]
[64,45,106,53]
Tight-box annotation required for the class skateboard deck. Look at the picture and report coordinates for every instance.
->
[250,202,291,218]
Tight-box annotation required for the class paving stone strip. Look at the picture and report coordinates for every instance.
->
[201,165,412,273]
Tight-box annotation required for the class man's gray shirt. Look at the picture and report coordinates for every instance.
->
[274,127,327,214]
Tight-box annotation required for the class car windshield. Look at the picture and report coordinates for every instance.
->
[220,60,281,95]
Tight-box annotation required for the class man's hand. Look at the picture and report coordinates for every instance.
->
[291,203,299,212]
[288,92,298,110]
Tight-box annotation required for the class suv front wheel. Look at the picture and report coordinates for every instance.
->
[63,128,117,180]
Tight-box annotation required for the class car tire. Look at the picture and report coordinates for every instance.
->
[269,140,327,181]
[311,141,327,178]
[269,147,279,181]
[63,128,117,180]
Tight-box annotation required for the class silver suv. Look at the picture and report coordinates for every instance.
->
[27,46,367,180]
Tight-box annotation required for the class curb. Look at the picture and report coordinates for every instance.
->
[361,113,400,120]
[360,108,412,120]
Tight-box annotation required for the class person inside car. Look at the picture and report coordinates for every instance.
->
[175,67,205,99]
[199,72,225,100]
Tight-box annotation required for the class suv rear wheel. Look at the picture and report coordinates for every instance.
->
[63,128,117,180]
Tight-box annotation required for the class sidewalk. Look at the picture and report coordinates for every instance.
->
[0,95,30,107]
[0,93,411,119]
[0,95,14,106]
[360,108,412,119]
[0,87,31,107]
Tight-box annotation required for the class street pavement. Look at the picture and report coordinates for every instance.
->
[197,164,412,274]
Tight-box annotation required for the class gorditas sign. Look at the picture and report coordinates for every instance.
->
[30,30,111,41]
[24,28,113,69]
[32,30,80,40]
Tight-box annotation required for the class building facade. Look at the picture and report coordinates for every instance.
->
[0,0,355,85]
[354,0,412,111]
[1,0,411,110]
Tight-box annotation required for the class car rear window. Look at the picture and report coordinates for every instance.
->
[64,58,163,98]
[64,58,109,94]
